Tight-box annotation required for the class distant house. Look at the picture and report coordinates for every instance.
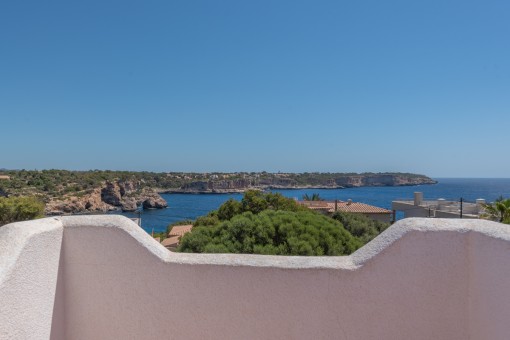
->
[160,224,193,250]
[168,224,193,237]
[392,192,485,219]
[0,175,10,180]
[161,236,180,248]
[298,200,393,223]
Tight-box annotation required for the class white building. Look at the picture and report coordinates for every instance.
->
[392,192,486,219]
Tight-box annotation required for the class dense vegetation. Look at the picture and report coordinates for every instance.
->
[331,211,390,244]
[179,210,361,255]
[0,169,190,200]
[177,190,390,256]
[0,196,45,226]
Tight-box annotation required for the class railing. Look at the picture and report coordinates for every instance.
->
[393,198,484,217]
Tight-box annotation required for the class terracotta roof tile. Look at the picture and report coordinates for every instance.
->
[168,225,193,237]
[326,202,391,214]
[298,200,391,214]
[161,236,180,247]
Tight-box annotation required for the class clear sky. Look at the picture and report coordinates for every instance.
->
[1,0,509,177]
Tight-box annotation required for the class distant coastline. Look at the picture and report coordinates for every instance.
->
[160,186,345,194]
[161,182,438,195]
[0,170,436,214]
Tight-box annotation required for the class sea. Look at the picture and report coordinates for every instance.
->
[114,178,510,233]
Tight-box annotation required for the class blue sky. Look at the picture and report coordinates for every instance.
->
[1,0,509,177]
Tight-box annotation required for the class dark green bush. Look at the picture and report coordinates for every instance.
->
[179,210,361,256]
[331,211,390,244]
[0,196,45,226]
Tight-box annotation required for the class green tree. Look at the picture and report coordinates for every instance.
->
[193,214,220,227]
[481,197,510,224]
[331,211,390,244]
[0,196,45,226]
[241,190,269,214]
[178,210,361,256]
[217,199,242,220]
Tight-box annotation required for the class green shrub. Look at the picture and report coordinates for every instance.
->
[179,210,361,256]
[331,211,390,244]
[0,196,45,226]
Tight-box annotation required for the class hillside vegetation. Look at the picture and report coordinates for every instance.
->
[0,169,436,200]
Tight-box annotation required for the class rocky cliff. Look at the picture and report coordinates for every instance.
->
[165,173,436,193]
[333,174,436,187]
[46,180,168,215]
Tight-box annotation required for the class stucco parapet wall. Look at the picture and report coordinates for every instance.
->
[62,215,357,269]
[0,217,63,286]
[2,215,510,339]
[351,217,509,266]
[61,215,508,269]
[2,215,508,273]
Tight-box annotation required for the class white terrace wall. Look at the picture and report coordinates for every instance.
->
[1,216,510,340]
[0,218,63,339]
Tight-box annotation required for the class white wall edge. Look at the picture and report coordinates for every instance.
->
[57,215,509,270]
[0,217,63,286]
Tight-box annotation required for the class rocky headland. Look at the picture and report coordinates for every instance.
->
[46,180,167,215]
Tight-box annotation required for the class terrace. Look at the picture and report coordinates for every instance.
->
[1,215,509,339]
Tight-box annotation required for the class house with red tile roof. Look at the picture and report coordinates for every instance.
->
[168,224,193,238]
[161,236,180,248]
[298,199,393,223]
[159,224,193,250]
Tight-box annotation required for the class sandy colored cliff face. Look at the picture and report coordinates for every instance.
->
[174,174,436,193]
[45,180,167,215]
[335,174,435,187]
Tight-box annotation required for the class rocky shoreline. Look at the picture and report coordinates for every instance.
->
[45,180,168,216]
[161,185,346,194]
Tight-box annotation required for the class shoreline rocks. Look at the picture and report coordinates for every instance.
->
[45,180,168,215]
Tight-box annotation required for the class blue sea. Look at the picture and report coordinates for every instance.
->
[115,178,510,233]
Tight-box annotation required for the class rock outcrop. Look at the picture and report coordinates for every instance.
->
[45,180,168,215]
[142,195,168,209]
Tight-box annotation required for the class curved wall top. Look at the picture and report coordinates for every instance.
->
[1,215,509,339]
